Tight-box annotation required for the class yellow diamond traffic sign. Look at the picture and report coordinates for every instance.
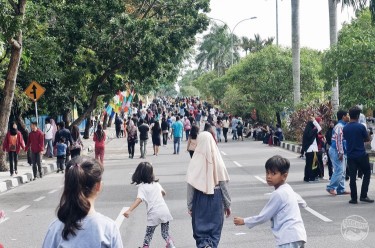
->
[24,81,46,101]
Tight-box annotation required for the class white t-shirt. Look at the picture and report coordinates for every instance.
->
[44,123,54,140]
[42,212,123,248]
[244,183,307,246]
[137,182,173,226]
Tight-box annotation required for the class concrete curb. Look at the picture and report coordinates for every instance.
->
[280,141,302,154]
[0,162,56,193]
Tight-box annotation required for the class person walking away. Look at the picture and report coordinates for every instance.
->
[186,132,231,248]
[325,120,336,180]
[171,116,183,155]
[151,121,162,156]
[114,114,123,138]
[231,116,238,140]
[2,123,25,176]
[302,117,322,182]
[183,117,191,141]
[124,162,175,248]
[54,122,73,168]
[127,120,137,159]
[237,121,244,141]
[44,118,54,158]
[273,124,283,146]
[195,110,202,128]
[42,156,123,248]
[26,122,44,180]
[161,117,169,146]
[343,106,374,204]
[215,118,222,142]
[138,119,150,159]
[56,137,67,173]
[187,125,199,158]
[234,155,307,248]
[93,124,106,165]
[326,111,350,195]
[70,125,83,159]
[222,117,230,143]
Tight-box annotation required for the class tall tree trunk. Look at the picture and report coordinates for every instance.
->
[83,116,92,139]
[102,113,108,130]
[291,0,301,106]
[276,112,282,128]
[0,0,27,171]
[329,0,339,113]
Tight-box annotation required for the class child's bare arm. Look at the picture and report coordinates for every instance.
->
[123,198,142,218]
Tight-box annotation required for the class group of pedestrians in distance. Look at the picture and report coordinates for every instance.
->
[301,106,373,204]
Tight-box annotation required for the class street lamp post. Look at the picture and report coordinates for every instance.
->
[209,16,257,66]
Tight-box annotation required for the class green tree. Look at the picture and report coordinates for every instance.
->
[0,0,27,171]
[323,10,375,108]
[224,46,323,123]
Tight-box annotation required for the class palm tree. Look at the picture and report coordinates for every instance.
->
[292,0,300,106]
[241,37,251,55]
[196,24,240,74]
[241,34,274,55]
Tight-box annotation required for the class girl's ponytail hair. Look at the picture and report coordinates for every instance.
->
[57,156,103,240]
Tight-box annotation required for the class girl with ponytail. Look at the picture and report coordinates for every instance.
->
[42,156,123,248]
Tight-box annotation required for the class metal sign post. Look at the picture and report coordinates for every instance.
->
[34,100,39,126]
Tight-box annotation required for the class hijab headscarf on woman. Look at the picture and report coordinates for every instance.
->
[186,131,231,248]
[186,131,229,195]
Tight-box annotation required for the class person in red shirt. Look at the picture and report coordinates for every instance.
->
[93,123,106,165]
[26,121,44,180]
[2,123,25,176]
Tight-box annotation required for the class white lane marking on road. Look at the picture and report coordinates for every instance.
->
[234,232,247,236]
[221,151,227,156]
[233,161,242,167]
[0,217,10,224]
[14,205,30,213]
[115,207,129,229]
[264,193,272,195]
[254,176,267,184]
[33,196,45,202]
[304,207,332,222]
[49,189,59,194]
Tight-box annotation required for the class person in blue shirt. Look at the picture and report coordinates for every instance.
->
[171,116,183,154]
[343,106,373,204]
[234,155,307,248]
[56,137,67,173]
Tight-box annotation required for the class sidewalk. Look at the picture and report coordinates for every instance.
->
[0,126,116,193]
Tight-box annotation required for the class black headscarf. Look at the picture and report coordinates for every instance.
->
[302,121,318,152]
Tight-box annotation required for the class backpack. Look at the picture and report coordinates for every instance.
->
[9,135,17,151]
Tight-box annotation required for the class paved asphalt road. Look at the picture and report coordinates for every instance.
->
[0,135,374,248]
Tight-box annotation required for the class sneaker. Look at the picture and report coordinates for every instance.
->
[39,172,43,178]
[15,171,18,175]
[56,169,60,173]
[349,199,358,204]
[359,197,374,203]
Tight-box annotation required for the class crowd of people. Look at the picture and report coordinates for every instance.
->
[2,96,374,248]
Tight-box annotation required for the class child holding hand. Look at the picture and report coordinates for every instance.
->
[234,155,307,248]
[123,162,175,248]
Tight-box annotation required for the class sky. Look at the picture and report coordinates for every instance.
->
[207,0,357,51]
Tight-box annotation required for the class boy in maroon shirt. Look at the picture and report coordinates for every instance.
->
[26,122,44,180]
